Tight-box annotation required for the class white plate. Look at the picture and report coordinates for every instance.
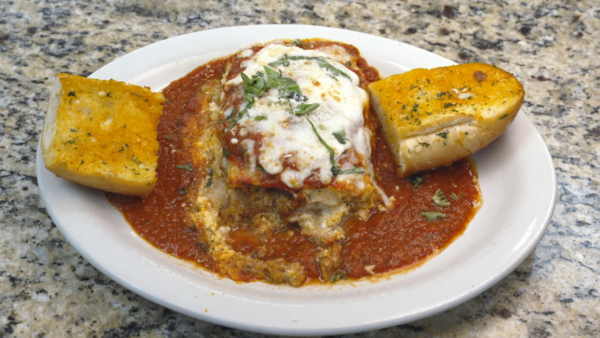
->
[36,25,557,336]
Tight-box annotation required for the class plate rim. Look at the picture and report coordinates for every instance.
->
[36,24,558,336]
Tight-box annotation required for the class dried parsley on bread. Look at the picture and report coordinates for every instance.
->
[41,74,164,197]
[368,63,524,177]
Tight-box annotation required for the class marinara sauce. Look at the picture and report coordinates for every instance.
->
[107,42,481,284]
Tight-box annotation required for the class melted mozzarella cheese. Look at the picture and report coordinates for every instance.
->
[225,44,369,189]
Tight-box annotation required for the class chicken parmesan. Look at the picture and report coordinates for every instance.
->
[107,39,481,287]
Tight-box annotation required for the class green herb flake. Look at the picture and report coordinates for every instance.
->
[131,93,144,98]
[333,129,346,144]
[223,148,231,156]
[178,187,186,195]
[332,166,365,176]
[63,137,78,145]
[224,110,246,134]
[269,55,351,80]
[498,114,508,120]
[175,163,194,172]
[419,142,430,148]
[70,128,77,133]
[432,188,451,206]
[254,115,267,121]
[409,175,423,190]
[219,109,236,124]
[68,91,77,97]
[330,270,348,283]
[437,130,449,139]
[450,193,459,201]
[291,38,302,46]
[421,211,446,222]
[306,116,335,167]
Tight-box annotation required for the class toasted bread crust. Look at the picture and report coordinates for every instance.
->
[368,63,524,177]
[42,74,164,197]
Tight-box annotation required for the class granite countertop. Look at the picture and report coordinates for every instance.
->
[1,0,598,337]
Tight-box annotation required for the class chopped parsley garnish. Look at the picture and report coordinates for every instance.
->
[175,163,194,172]
[437,130,449,139]
[421,211,446,222]
[432,188,451,206]
[223,148,231,156]
[68,91,77,97]
[330,270,348,282]
[498,113,508,120]
[254,115,267,121]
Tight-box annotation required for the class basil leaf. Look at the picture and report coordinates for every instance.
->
[224,109,246,133]
[241,72,267,98]
[333,130,346,144]
[316,57,351,79]
[269,55,351,80]
[421,211,446,222]
[291,103,320,116]
[277,77,302,99]
[306,116,335,166]
[219,109,236,123]
[268,54,290,67]
[332,166,365,176]
[432,188,451,206]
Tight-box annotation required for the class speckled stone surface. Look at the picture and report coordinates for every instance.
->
[1,0,598,337]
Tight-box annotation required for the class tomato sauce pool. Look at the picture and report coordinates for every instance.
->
[107,45,481,283]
